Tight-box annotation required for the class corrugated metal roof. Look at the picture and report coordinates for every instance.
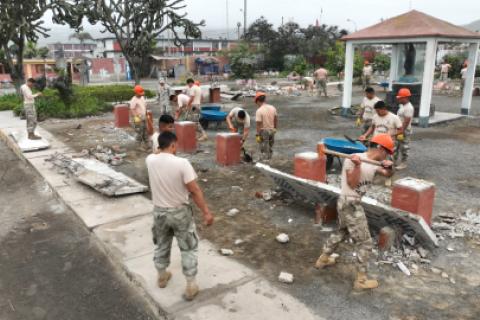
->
[342,10,480,41]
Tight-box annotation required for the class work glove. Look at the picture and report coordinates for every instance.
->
[355,118,362,127]
[256,135,262,144]
[133,115,142,124]
[272,128,277,134]
[397,133,405,141]
[230,127,237,133]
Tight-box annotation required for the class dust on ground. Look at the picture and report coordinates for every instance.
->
[41,88,480,320]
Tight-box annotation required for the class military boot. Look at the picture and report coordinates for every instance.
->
[183,279,199,301]
[28,133,42,140]
[157,270,172,288]
[353,272,379,290]
[314,254,337,269]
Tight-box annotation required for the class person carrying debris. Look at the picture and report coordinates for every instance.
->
[357,87,380,133]
[394,88,415,170]
[313,65,328,97]
[130,85,148,145]
[359,100,403,141]
[157,78,171,115]
[362,61,373,89]
[255,92,278,160]
[151,114,175,153]
[315,133,394,290]
[226,107,251,146]
[20,78,43,140]
[146,131,214,301]
[173,93,191,121]
[185,78,208,141]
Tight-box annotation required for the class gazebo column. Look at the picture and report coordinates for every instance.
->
[388,44,400,91]
[341,41,354,116]
[418,39,438,128]
[461,42,480,115]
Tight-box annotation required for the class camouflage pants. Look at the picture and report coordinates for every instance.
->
[184,105,206,137]
[152,205,199,278]
[316,79,327,97]
[362,75,371,89]
[24,103,37,135]
[362,119,372,134]
[133,119,147,143]
[394,130,411,162]
[259,129,275,160]
[322,197,373,273]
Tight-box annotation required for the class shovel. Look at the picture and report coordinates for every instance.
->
[242,147,253,162]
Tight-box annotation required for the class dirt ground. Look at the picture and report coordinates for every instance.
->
[0,141,160,320]
[41,85,480,320]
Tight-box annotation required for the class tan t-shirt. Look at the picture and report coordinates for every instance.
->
[177,93,190,108]
[146,153,197,208]
[372,112,402,136]
[361,96,380,121]
[255,103,277,130]
[187,85,202,105]
[314,68,328,80]
[440,64,451,73]
[229,107,251,128]
[363,65,373,77]
[341,153,378,198]
[397,102,415,131]
[20,84,39,104]
[129,96,147,117]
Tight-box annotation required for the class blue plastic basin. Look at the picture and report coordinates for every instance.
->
[322,137,367,154]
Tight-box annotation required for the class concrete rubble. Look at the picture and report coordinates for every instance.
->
[278,272,294,284]
[276,233,290,244]
[46,153,148,196]
[220,248,234,256]
[432,208,480,238]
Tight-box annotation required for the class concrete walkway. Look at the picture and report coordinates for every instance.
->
[0,111,320,320]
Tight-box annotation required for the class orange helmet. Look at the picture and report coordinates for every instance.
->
[396,88,411,99]
[254,91,266,102]
[371,134,395,155]
[194,80,201,86]
[364,60,370,65]
[134,85,145,96]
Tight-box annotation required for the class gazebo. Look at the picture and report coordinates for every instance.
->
[340,10,480,127]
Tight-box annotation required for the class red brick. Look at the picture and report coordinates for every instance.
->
[216,133,241,166]
[391,177,436,226]
[114,104,130,128]
[209,87,221,103]
[315,203,338,224]
[294,152,326,182]
[175,121,197,153]
[378,226,396,251]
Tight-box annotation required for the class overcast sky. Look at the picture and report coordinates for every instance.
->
[40,0,480,44]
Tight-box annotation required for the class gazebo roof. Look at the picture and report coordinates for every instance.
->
[342,10,480,41]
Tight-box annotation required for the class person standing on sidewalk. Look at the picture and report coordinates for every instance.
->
[129,85,148,145]
[362,61,373,89]
[395,88,415,170]
[255,92,278,160]
[439,61,452,81]
[146,131,214,301]
[20,78,42,140]
[186,78,208,141]
[157,78,171,115]
[313,66,328,97]
[315,134,394,290]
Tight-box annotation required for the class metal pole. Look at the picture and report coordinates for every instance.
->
[243,0,247,36]
[226,0,229,39]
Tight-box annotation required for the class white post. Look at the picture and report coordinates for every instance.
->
[389,44,400,91]
[418,39,438,128]
[461,42,479,115]
[341,41,354,116]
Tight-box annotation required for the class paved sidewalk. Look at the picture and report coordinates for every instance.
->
[0,111,320,320]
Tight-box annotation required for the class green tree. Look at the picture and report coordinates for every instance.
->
[82,0,203,84]
[373,53,390,72]
[443,53,468,79]
[325,41,363,77]
[227,42,256,79]
[299,24,348,67]
[0,0,80,92]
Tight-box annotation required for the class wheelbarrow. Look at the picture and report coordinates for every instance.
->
[321,137,367,170]
[199,105,228,129]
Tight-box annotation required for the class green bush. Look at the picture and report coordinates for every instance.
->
[75,84,155,103]
[0,94,22,111]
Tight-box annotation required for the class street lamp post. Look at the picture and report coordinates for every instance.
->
[237,22,242,40]
[347,19,358,32]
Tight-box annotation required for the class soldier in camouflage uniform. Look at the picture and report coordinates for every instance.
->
[157,78,171,115]
[254,92,278,161]
[146,131,214,301]
[315,134,395,290]
[20,78,42,140]
[130,85,148,145]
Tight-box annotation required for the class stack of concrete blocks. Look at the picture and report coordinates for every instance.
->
[114,104,130,128]
[175,121,197,153]
[391,177,436,226]
[216,132,241,166]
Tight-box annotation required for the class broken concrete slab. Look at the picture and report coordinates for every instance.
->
[255,163,438,247]
[177,278,319,320]
[69,194,152,229]
[9,130,50,152]
[28,156,69,188]
[124,240,255,314]
[48,154,148,196]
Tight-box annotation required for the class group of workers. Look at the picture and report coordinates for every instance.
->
[439,60,470,91]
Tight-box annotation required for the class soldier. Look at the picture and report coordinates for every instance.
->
[157,78,171,115]
[395,88,415,170]
[20,78,42,140]
[146,131,214,301]
[185,78,208,141]
[315,134,394,290]
[226,107,251,146]
[129,85,148,145]
[255,92,278,160]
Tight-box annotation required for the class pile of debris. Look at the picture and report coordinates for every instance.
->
[327,174,392,204]
[432,209,480,239]
[77,145,128,166]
